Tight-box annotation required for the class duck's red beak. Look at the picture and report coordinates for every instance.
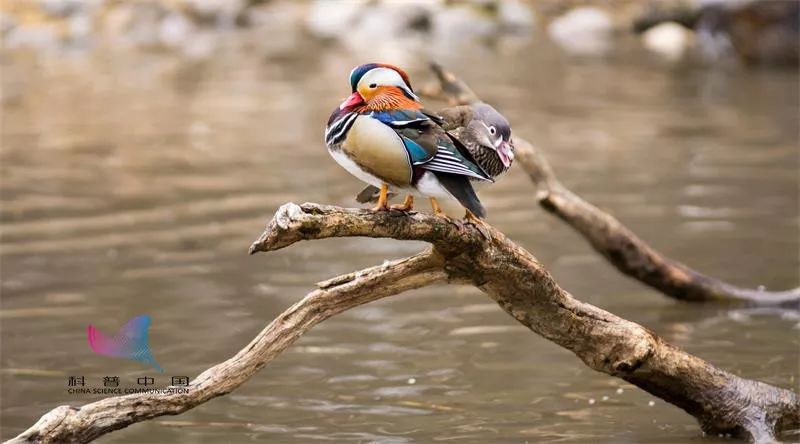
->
[339,91,364,110]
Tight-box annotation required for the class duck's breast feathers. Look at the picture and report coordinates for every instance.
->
[341,115,414,186]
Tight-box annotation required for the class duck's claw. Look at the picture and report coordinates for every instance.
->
[390,195,414,212]
[464,209,491,240]
[429,197,446,217]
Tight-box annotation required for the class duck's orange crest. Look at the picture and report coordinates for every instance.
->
[361,86,422,111]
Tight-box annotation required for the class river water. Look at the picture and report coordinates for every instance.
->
[1,35,798,443]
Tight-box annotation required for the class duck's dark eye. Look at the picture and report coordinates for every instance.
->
[489,126,497,135]
[369,83,377,89]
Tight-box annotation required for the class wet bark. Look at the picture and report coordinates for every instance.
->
[9,203,798,443]
[422,63,800,306]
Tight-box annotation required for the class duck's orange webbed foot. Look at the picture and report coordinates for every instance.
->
[429,197,446,217]
[390,195,414,212]
[371,184,390,212]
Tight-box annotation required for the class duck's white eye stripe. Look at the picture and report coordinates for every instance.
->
[359,67,407,89]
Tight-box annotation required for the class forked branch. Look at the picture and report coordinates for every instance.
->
[9,203,798,443]
[423,63,800,306]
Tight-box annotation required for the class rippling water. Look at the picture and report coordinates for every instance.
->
[1,36,798,443]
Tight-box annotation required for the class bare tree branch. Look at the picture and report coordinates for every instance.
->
[9,203,798,443]
[423,63,800,306]
[251,203,800,442]
[9,62,799,442]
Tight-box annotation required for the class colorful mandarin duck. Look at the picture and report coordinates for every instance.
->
[356,102,515,204]
[325,63,493,220]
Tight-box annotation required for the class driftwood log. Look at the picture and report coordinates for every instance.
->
[8,203,799,443]
[423,63,800,306]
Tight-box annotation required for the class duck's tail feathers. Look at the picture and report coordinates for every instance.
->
[356,185,381,203]
[434,172,486,218]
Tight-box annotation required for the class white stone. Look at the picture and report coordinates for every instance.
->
[159,12,194,48]
[432,4,497,43]
[642,22,693,61]
[183,0,244,27]
[38,0,92,17]
[498,0,535,30]
[306,0,367,39]
[68,13,92,40]
[4,25,59,50]
[548,7,613,56]
[0,13,17,36]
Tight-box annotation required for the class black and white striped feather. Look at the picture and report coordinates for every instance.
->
[325,112,358,146]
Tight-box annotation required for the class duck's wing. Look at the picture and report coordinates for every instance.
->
[368,109,492,181]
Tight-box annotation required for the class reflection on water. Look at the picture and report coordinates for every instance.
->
[1,36,798,443]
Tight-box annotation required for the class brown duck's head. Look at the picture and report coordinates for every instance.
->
[468,103,515,172]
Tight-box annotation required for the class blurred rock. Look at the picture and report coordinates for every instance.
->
[183,0,246,27]
[642,22,693,61]
[306,0,534,57]
[243,1,304,58]
[336,1,435,61]
[68,11,92,40]
[432,2,497,43]
[634,0,799,67]
[695,0,799,66]
[1,0,791,69]
[38,0,97,18]
[4,24,60,50]
[102,2,164,47]
[306,0,368,40]
[159,12,194,48]
[548,7,613,56]
[497,0,535,31]
[0,12,17,36]
[535,0,676,31]
[181,29,218,59]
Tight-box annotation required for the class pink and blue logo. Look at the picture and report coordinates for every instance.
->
[87,315,163,372]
